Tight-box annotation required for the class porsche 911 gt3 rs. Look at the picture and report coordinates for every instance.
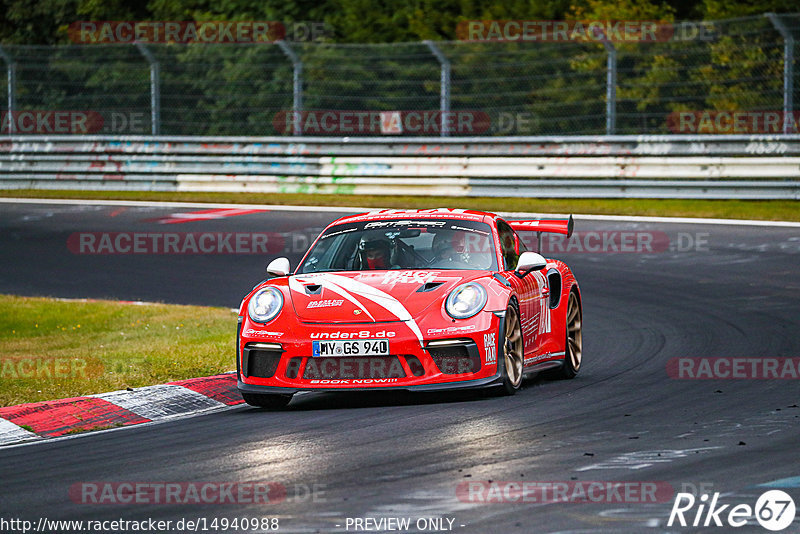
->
[237,208,582,407]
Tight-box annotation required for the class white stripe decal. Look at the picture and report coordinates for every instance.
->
[292,274,424,344]
[322,275,425,344]
[315,283,378,322]
[290,276,376,321]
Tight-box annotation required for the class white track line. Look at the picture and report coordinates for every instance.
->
[541,213,800,228]
[1,197,798,227]
[51,297,239,313]
[0,197,358,213]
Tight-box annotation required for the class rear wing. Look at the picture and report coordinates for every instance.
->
[508,215,574,253]
[508,216,574,237]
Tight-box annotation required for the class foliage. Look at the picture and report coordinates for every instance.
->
[2,0,797,45]
[0,1,796,136]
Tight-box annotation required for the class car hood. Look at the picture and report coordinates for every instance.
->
[287,270,487,324]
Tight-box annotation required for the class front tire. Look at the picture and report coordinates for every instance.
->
[499,303,524,395]
[550,290,582,379]
[241,392,293,408]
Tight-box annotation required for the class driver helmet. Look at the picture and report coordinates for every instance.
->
[432,229,467,261]
[360,238,391,269]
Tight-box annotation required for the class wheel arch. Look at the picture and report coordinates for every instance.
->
[569,281,581,306]
[484,273,516,312]
[494,293,521,373]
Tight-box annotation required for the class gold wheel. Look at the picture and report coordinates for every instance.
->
[500,304,524,394]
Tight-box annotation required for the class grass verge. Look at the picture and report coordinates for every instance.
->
[1,190,798,222]
[0,295,235,406]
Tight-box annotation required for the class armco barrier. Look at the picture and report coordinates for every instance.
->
[1,135,799,199]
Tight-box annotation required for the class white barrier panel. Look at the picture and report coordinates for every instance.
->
[1,135,800,199]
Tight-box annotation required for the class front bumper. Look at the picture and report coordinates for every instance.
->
[237,311,503,392]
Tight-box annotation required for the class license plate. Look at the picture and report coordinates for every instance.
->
[312,339,390,357]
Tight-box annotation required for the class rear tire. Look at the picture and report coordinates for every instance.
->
[241,392,293,408]
[499,303,524,395]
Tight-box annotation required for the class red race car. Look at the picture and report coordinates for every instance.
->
[237,208,582,408]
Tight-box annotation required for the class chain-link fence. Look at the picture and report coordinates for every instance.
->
[0,13,798,136]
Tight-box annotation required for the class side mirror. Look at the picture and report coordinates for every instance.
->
[516,251,547,276]
[266,257,291,277]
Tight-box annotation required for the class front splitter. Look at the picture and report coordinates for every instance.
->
[237,373,504,395]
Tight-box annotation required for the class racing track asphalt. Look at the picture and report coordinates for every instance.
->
[0,200,798,533]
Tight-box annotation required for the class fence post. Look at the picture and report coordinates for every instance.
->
[603,40,617,135]
[277,41,303,136]
[766,13,795,134]
[135,43,160,136]
[424,41,451,137]
[0,45,16,132]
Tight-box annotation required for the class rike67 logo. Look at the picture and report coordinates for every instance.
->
[668,490,796,531]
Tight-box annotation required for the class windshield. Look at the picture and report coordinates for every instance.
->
[298,219,498,273]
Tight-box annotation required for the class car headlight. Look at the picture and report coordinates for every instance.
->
[445,282,487,319]
[248,287,283,323]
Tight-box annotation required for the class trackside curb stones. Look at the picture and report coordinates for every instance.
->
[0,372,242,446]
